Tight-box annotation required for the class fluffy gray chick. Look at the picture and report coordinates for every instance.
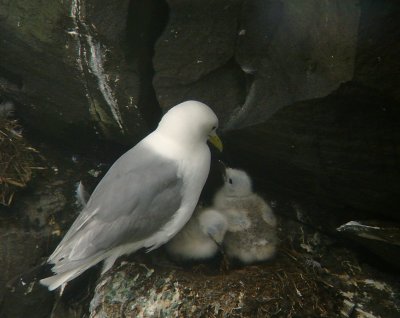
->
[166,207,228,261]
[214,168,278,264]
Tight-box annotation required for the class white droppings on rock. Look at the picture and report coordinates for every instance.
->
[86,35,124,130]
[338,221,381,231]
[69,0,84,72]
[66,30,79,36]
[362,279,390,292]
[68,0,124,132]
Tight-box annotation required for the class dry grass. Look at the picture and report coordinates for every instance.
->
[0,118,43,206]
[94,248,342,318]
[174,249,340,317]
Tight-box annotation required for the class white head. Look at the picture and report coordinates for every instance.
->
[222,168,253,197]
[157,101,221,150]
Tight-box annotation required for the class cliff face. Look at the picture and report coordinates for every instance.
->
[1,0,398,212]
[0,0,151,144]
[0,0,399,317]
[1,0,389,139]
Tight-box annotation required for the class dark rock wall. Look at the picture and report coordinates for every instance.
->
[1,0,397,135]
[354,0,400,102]
[0,0,367,139]
[153,0,360,129]
[0,169,69,316]
[225,83,400,222]
[231,0,359,128]
[153,0,245,126]
[0,146,106,317]
[0,0,398,237]
[0,1,399,308]
[0,1,399,315]
[0,0,148,144]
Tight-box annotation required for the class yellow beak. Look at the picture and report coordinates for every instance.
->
[208,133,223,152]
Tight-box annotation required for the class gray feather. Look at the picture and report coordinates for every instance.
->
[49,143,183,271]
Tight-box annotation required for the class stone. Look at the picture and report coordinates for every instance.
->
[1,0,399,316]
[224,83,400,223]
[155,62,246,127]
[337,220,400,270]
[354,0,400,103]
[229,0,360,128]
[153,0,360,130]
[0,139,104,316]
[0,0,153,144]
[153,0,245,126]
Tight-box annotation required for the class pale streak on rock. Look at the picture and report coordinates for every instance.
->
[69,0,124,132]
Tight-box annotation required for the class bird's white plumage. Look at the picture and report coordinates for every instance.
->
[214,168,278,264]
[40,100,220,290]
[166,207,228,261]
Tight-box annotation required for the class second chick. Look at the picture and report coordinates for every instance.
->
[214,168,278,264]
[165,207,228,261]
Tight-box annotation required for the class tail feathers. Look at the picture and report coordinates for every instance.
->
[42,238,148,290]
[40,270,79,291]
[40,255,105,291]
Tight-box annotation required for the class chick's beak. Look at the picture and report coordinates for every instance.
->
[208,133,223,152]
[219,160,227,181]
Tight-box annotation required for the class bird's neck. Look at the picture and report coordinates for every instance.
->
[143,131,202,161]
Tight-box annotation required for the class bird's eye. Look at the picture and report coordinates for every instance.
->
[228,178,233,184]
[212,126,216,130]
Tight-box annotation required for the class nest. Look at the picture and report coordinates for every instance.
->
[91,248,341,318]
[0,118,42,206]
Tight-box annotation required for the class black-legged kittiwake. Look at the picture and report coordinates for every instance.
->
[165,207,228,261]
[40,100,223,291]
[213,168,278,264]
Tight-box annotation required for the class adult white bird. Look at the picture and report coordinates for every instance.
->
[166,207,228,261]
[213,168,278,264]
[40,100,222,291]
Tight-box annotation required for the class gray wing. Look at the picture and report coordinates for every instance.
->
[50,143,183,263]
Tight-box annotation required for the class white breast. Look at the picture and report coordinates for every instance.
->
[140,131,211,249]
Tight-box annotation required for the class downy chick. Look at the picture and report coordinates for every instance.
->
[214,168,278,264]
[166,207,228,261]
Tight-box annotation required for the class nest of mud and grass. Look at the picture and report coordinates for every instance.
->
[91,247,342,318]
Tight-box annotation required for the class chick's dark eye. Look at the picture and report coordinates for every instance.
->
[228,178,233,184]
[212,126,216,130]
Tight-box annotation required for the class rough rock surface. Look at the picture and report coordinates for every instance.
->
[0,139,114,318]
[0,0,399,316]
[354,0,400,103]
[0,0,398,135]
[153,0,360,129]
[230,0,360,128]
[224,83,400,223]
[337,220,400,271]
[0,0,150,144]
[153,0,245,127]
